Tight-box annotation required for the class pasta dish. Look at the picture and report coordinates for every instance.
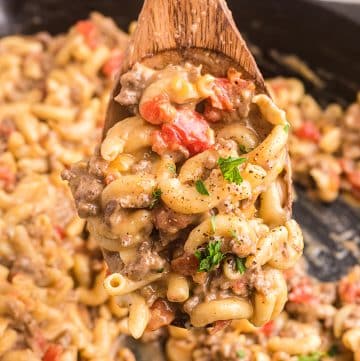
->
[267,78,360,203]
[0,12,358,361]
[64,54,304,335]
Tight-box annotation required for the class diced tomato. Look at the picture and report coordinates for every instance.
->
[260,320,274,337]
[75,20,98,49]
[339,268,360,304]
[269,82,284,96]
[288,277,316,304]
[338,159,360,196]
[346,170,360,189]
[294,122,321,142]
[339,281,360,304]
[208,73,254,112]
[283,268,295,281]
[139,94,176,125]
[33,331,48,353]
[42,344,63,361]
[171,253,199,276]
[102,50,123,77]
[0,166,15,191]
[209,78,233,110]
[146,299,175,331]
[54,225,65,240]
[152,109,214,156]
[339,158,354,174]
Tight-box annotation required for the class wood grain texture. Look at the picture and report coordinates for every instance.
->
[125,0,265,89]
[104,0,268,135]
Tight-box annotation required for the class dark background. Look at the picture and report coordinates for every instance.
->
[0,0,359,280]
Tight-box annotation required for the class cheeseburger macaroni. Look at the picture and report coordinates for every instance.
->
[64,59,304,336]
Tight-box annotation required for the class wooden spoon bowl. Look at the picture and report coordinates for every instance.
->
[104,0,268,134]
[102,0,292,275]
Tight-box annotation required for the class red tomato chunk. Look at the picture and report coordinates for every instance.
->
[75,20,98,49]
[102,50,123,77]
[260,320,274,337]
[42,344,63,361]
[209,78,234,110]
[288,277,316,304]
[347,170,360,189]
[295,122,321,142]
[139,94,176,125]
[152,109,214,156]
[339,268,360,304]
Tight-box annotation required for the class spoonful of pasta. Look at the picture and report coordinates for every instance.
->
[63,0,303,340]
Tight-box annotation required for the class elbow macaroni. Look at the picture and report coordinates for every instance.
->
[68,60,304,336]
[2,12,357,361]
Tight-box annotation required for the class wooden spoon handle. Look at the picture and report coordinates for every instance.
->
[125,0,264,89]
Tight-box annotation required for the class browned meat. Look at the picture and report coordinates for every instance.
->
[153,205,197,242]
[131,159,152,173]
[171,253,199,276]
[231,276,249,297]
[146,299,175,331]
[204,69,255,123]
[61,157,106,218]
[122,241,165,281]
[9,257,45,285]
[115,63,155,106]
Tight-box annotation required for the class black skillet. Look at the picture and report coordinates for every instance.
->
[1,0,359,358]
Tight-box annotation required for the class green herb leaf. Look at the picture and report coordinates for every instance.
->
[236,349,246,359]
[210,215,216,233]
[298,352,326,361]
[168,163,176,174]
[284,123,290,133]
[235,257,246,274]
[218,157,246,185]
[156,268,164,273]
[195,240,225,272]
[327,345,339,357]
[195,180,210,195]
[149,188,162,209]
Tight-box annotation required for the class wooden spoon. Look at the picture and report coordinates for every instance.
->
[102,0,292,275]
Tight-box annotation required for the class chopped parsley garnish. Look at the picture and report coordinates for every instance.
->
[284,123,290,133]
[327,345,339,357]
[168,163,176,174]
[236,349,246,359]
[195,180,209,195]
[210,214,216,233]
[195,240,225,272]
[218,156,246,185]
[156,268,164,273]
[298,352,326,361]
[149,188,162,209]
[235,257,246,274]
